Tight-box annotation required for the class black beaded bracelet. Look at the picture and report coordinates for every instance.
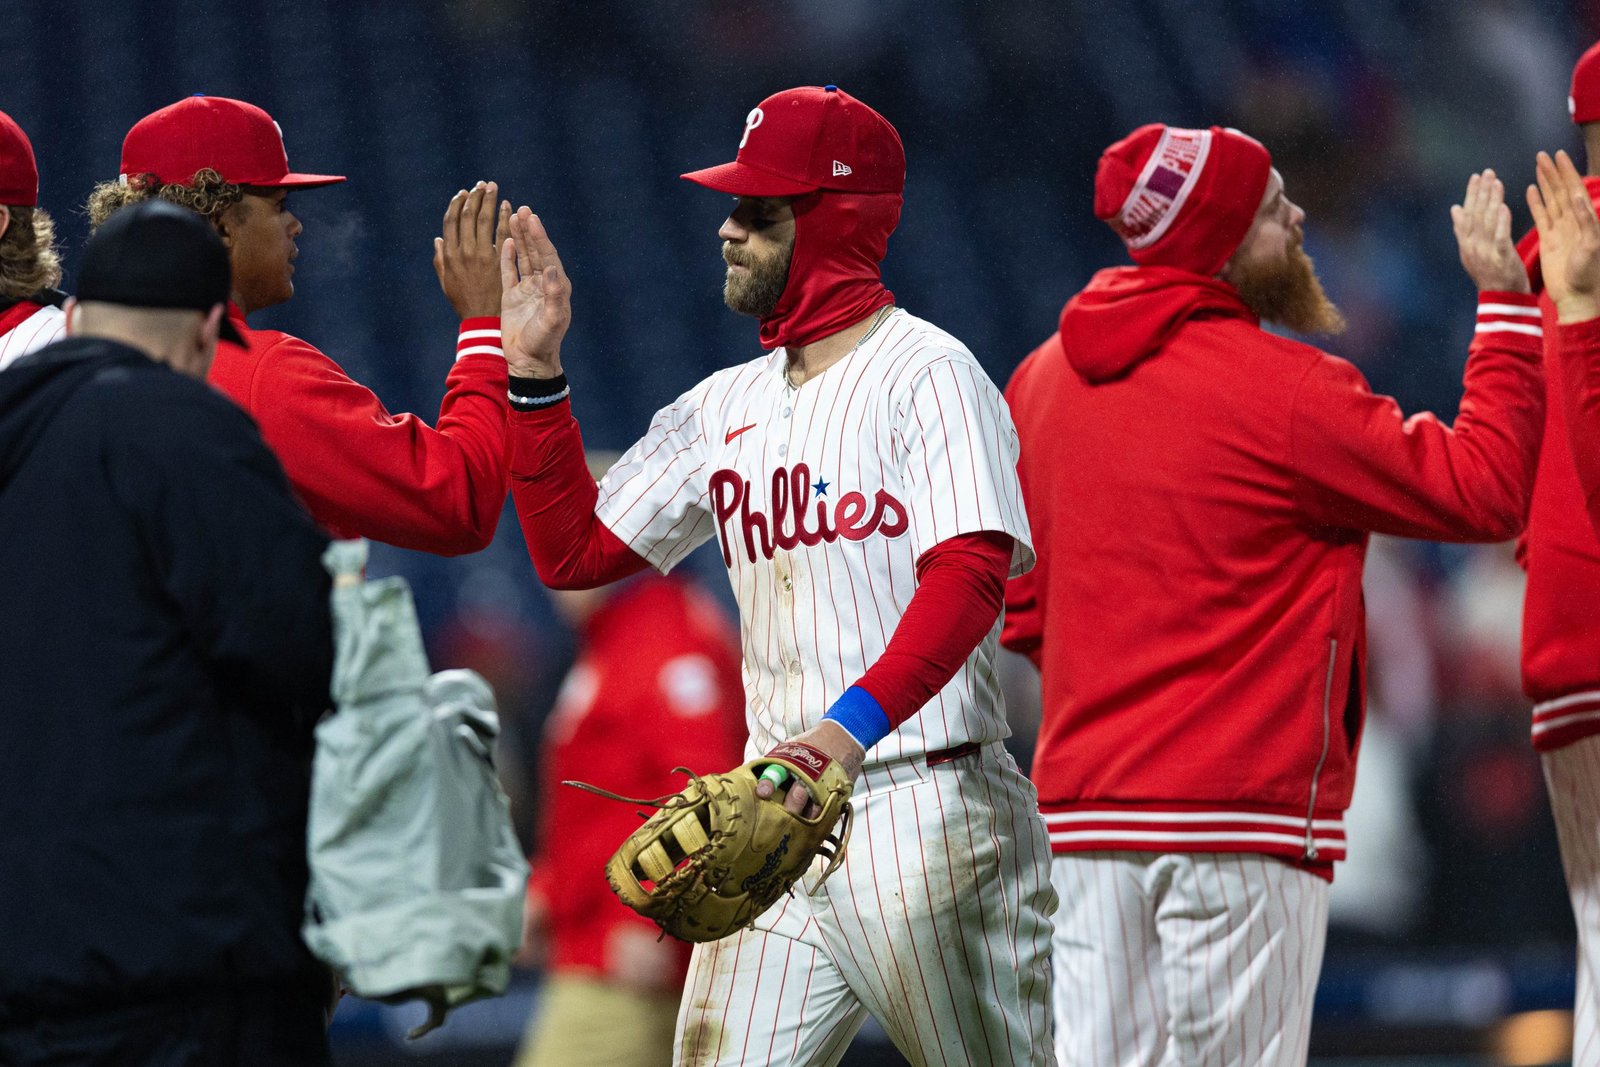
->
[508,373,570,411]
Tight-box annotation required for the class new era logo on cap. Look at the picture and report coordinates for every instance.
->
[681,85,904,197]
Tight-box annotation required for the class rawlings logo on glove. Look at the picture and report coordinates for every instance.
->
[565,741,854,943]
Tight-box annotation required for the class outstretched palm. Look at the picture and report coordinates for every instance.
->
[1450,170,1530,294]
[1530,150,1600,321]
[499,207,573,377]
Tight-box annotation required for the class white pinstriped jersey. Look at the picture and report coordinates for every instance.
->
[594,309,1034,764]
[0,306,65,370]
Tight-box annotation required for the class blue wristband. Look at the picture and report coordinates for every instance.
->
[822,686,891,751]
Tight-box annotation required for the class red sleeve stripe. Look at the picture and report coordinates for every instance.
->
[1039,808,1347,861]
[1474,321,1542,337]
[1531,690,1600,751]
[455,320,503,361]
[1474,294,1542,337]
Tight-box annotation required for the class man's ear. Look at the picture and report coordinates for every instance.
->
[199,303,223,352]
[0,204,11,244]
[63,296,78,336]
[213,201,239,248]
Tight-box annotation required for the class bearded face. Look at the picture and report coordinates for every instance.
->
[723,228,795,319]
[1226,238,1346,337]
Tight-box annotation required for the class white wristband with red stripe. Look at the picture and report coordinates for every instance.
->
[455,317,503,361]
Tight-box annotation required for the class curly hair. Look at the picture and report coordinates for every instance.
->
[0,204,63,301]
[84,168,244,231]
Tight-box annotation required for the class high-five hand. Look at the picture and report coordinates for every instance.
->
[1452,169,1531,295]
[434,181,510,319]
[499,207,572,379]
[1529,149,1600,323]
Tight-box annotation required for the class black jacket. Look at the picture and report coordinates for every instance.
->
[0,338,334,1021]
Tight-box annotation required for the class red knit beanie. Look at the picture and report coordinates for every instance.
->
[1093,124,1272,277]
[1572,41,1600,124]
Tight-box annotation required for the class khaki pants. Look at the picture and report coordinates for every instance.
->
[517,973,679,1067]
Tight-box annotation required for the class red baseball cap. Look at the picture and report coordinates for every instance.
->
[0,110,39,206]
[681,85,905,196]
[120,95,345,189]
[1573,41,1600,124]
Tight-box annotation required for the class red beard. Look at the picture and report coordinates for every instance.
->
[1228,244,1346,336]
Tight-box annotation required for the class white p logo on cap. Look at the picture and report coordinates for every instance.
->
[740,107,764,150]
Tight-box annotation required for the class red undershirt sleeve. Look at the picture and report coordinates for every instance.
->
[508,399,651,589]
[853,530,1013,729]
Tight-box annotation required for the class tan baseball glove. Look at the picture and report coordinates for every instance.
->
[565,741,854,943]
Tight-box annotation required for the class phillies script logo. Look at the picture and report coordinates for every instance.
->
[710,464,908,566]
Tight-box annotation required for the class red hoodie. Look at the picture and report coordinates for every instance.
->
[1002,266,1543,874]
[1517,181,1600,750]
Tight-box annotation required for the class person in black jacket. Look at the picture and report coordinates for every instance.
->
[0,200,336,1066]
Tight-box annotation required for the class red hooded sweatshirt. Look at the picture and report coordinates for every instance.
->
[1002,266,1543,874]
[1517,181,1600,750]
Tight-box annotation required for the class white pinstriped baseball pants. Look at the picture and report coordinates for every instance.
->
[1544,735,1600,1067]
[1049,852,1328,1067]
[673,742,1058,1067]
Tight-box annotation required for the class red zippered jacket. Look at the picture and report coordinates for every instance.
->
[1002,267,1543,874]
[1557,317,1600,536]
[207,306,508,554]
[1517,182,1600,750]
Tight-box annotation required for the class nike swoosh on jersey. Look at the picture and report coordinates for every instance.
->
[725,424,758,443]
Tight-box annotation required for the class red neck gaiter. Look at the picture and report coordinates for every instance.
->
[758,190,900,351]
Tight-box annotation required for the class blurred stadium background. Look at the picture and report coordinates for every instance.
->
[9,0,1600,1062]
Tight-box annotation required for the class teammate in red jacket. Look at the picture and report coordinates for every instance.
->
[1002,123,1543,1066]
[1519,44,1600,1060]
[85,96,509,553]
[513,558,746,1067]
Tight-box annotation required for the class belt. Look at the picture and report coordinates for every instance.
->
[925,740,982,767]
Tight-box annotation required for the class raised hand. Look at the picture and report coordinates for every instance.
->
[433,181,509,320]
[1452,169,1531,295]
[1529,149,1600,323]
[499,206,572,379]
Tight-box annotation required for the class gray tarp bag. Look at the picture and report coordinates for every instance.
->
[303,540,527,1038]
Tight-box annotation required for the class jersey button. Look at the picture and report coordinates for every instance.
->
[782,407,792,417]
[778,445,787,457]
[787,661,802,677]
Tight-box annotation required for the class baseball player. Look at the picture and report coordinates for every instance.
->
[500,86,1057,1066]
[1002,124,1543,1066]
[1518,44,1600,1063]
[84,95,509,554]
[0,109,65,369]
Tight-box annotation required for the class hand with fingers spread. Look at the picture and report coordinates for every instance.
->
[1452,169,1531,294]
[434,181,510,320]
[1529,149,1600,324]
[499,206,573,379]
